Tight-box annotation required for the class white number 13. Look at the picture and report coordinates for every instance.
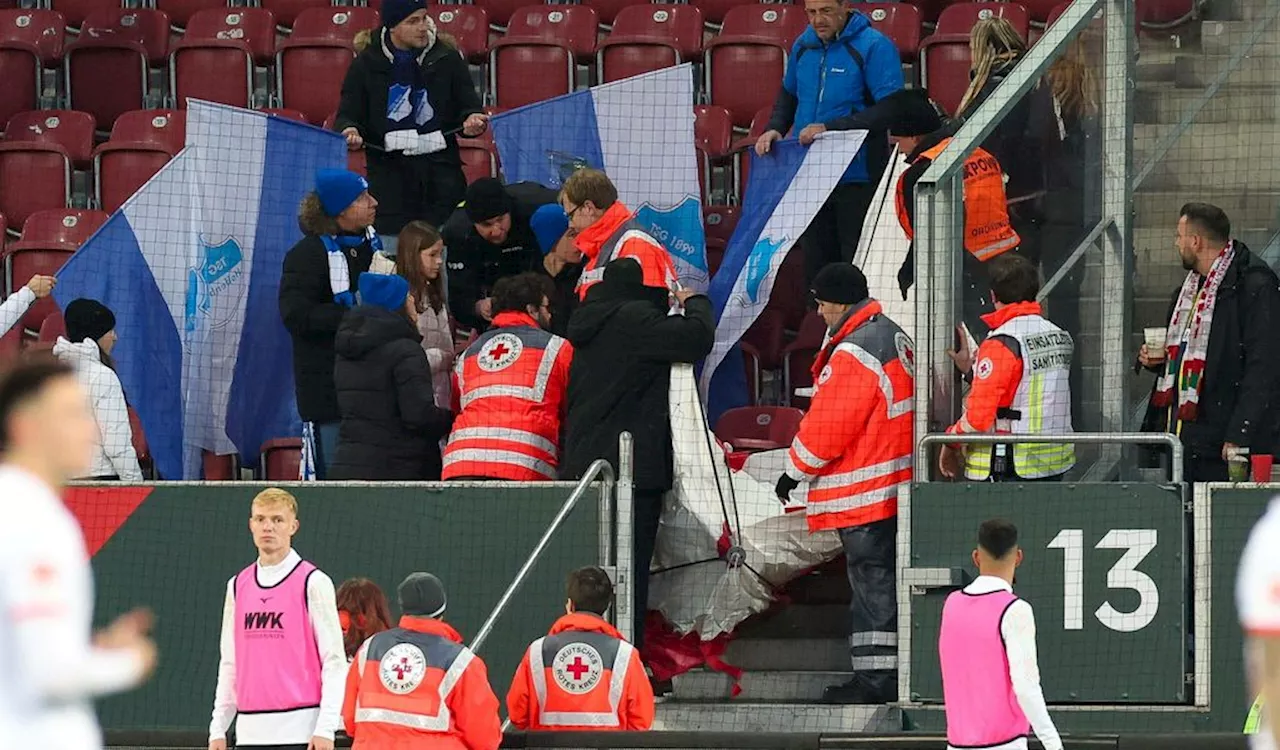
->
[1046,529,1159,633]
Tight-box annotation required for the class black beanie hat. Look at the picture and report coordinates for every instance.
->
[602,257,644,290]
[398,572,447,618]
[464,178,514,224]
[811,263,869,305]
[887,89,945,138]
[64,298,116,343]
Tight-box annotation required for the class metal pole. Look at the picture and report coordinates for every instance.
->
[614,431,635,644]
[913,178,963,478]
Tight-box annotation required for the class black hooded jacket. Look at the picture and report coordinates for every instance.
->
[330,305,454,480]
[559,272,715,492]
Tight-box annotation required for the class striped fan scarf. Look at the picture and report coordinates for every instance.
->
[1152,240,1235,421]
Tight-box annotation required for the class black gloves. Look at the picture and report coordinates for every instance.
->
[775,474,800,503]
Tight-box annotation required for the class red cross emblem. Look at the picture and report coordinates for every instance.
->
[392,656,411,680]
[489,342,510,362]
[565,656,590,681]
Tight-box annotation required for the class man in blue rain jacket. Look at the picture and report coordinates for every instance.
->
[756,0,905,286]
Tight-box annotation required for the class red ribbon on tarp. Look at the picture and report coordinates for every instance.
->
[641,610,744,697]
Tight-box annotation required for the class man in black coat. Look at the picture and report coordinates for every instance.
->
[560,258,715,649]
[443,178,559,332]
[333,0,487,242]
[279,169,376,480]
[1139,203,1280,481]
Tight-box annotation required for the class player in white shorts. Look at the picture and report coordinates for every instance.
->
[1238,496,1280,750]
[0,356,157,750]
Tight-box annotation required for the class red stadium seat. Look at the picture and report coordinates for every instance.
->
[93,139,177,213]
[704,4,807,128]
[935,2,1030,38]
[688,0,746,28]
[766,244,806,330]
[474,0,535,30]
[914,0,947,25]
[289,6,377,43]
[276,9,357,125]
[260,0,333,31]
[111,108,186,151]
[49,0,118,31]
[182,8,276,65]
[730,105,771,204]
[782,311,826,408]
[0,326,21,361]
[582,0,652,29]
[171,9,275,110]
[714,405,805,452]
[427,5,489,63]
[63,36,148,131]
[1020,0,1063,24]
[259,107,307,121]
[80,8,171,65]
[694,104,731,201]
[504,5,598,60]
[3,244,74,331]
[5,110,95,170]
[155,0,228,30]
[1137,0,1196,28]
[860,3,921,61]
[202,450,239,480]
[597,4,702,83]
[0,142,70,232]
[260,437,302,480]
[37,310,65,342]
[703,203,739,248]
[0,10,66,129]
[18,208,107,245]
[459,138,498,184]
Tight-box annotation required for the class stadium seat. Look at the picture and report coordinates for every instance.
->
[597,4,703,83]
[289,6,378,43]
[688,0,745,29]
[767,245,807,330]
[4,110,95,170]
[202,450,239,480]
[37,310,65,342]
[259,107,307,121]
[694,104,732,202]
[182,8,276,65]
[782,311,826,408]
[427,5,489,63]
[155,0,229,30]
[3,243,74,331]
[504,5,598,60]
[704,4,807,128]
[458,137,498,184]
[860,3,922,62]
[128,406,156,478]
[63,27,151,130]
[17,208,107,246]
[1020,0,1063,24]
[260,437,302,480]
[714,405,805,453]
[171,9,275,109]
[0,10,66,130]
[743,306,786,371]
[474,0,535,30]
[323,112,368,176]
[921,3,1033,117]
[936,2,1030,39]
[260,0,333,31]
[703,203,739,248]
[1137,0,1196,28]
[0,325,20,361]
[49,0,119,31]
[581,0,651,28]
[111,108,186,151]
[0,142,71,232]
[80,8,171,65]
[276,8,360,125]
[913,0,947,25]
[730,105,771,204]
[93,137,177,213]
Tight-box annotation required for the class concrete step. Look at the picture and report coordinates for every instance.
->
[672,668,852,702]
[1137,160,1280,190]
[1135,85,1280,123]
[1175,53,1280,88]
[724,637,849,672]
[1132,228,1276,296]
[1133,189,1280,228]
[734,603,847,639]
[1205,0,1275,22]
[1201,19,1280,56]
[653,701,901,733]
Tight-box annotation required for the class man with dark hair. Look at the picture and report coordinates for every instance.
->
[939,519,1062,750]
[0,356,157,747]
[775,262,912,704]
[443,178,559,332]
[443,272,573,481]
[941,253,1075,481]
[1139,203,1280,482]
[506,566,654,731]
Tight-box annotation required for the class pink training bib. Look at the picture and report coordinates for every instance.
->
[233,558,323,713]
[938,588,1030,747]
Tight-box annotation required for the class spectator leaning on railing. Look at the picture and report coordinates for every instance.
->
[1139,203,1280,482]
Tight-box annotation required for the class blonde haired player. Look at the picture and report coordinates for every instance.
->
[209,488,346,750]
[0,356,157,749]
[1238,498,1280,750]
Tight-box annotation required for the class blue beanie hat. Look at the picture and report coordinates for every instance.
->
[358,273,410,312]
[315,168,368,217]
[382,0,425,30]
[529,204,569,255]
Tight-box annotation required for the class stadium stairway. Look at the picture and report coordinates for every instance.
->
[654,565,903,732]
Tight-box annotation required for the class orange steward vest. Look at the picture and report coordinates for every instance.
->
[575,202,678,298]
[895,137,1021,262]
[787,300,914,532]
[443,311,572,481]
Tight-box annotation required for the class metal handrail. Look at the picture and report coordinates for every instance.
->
[917,432,1184,484]
[469,449,619,653]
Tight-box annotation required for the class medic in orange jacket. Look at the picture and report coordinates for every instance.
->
[573,201,678,299]
[342,616,501,750]
[506,612,655,731]
[945,303,1035,439]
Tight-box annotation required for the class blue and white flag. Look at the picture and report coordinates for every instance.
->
[55,100,346,479]
[491,65,708,290]
[700,132,867,419]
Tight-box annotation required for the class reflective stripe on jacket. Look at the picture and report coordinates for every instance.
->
[443,311,573,480]
[342,616,501,750]
[895,137,1020,262]
[506,613,654,731]
[575,202,678,298]
[787,299,914,532]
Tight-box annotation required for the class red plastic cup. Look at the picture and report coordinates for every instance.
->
[1251,453,1274,483]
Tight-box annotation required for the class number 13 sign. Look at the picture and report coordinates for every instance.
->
[1047,529,1160,633]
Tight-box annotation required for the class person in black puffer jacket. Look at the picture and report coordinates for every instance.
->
[333,0,487,247]
[330,272,454,480]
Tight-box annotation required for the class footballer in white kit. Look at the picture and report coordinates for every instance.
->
[0,357,157,750]
[1238,497,1280,750]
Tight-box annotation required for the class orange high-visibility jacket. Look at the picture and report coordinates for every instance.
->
[506,612,655,731]
[895,137,1021,262]
[575,202,678,298]
[443,311,573,481]
[342,617,501,750]
[787,300,914,532]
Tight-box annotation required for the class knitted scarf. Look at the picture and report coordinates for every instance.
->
[383,26,437,136]
[1152,240,1235,421]
[321,229,382,307]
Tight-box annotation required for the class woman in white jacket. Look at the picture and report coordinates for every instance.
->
[51,299,143,481]
[395,221,454,410]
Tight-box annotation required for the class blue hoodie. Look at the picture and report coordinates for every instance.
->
[779,11,904,183]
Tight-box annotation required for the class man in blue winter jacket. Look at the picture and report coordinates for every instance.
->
[756,0,905,286]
